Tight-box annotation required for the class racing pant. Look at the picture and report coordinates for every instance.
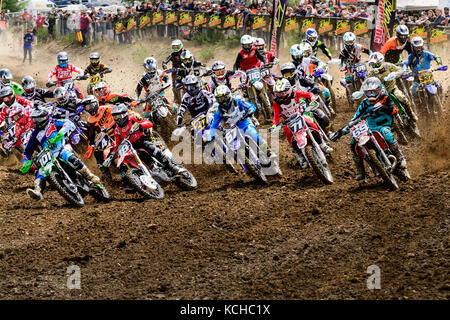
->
[171,73,182,105]
[389,86,417,121]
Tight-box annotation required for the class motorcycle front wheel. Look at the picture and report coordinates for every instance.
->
[49,170,85,207]
[366,148,398,191]
[126,168,165,200]
[304,145,333,185]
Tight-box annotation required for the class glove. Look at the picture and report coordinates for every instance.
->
[173,126,186,137]
[46,82,53,88]
[20,159,33,174]
[103,152,115,168]
[435,56,442,65]
[162,64,167,70]
[47,131,64,149]
[268,124,277,133]
[84,145,93,159]
[329,129,343,142]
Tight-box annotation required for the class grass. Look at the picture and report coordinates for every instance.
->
[132,43,151,64]
[199,46,216,62]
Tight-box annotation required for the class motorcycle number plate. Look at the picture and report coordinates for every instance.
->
[225,128,237,145]
[287,115,305,133]
[356,64,367,73]
[38,150,53,167]
[90,75,101,85]
[419,72,433,84]
[248,70,261,82]
[118,143,130,156]
[351,120,369,139]
[191,114,207,132]
[261,69,270,77]
[97,135,110,151]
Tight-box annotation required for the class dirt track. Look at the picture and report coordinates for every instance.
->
[0,36,448,299]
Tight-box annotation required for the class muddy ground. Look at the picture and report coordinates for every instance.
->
[0,34,448,299]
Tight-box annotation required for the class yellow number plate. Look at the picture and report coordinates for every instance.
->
[89,75,101,85]
[418,71,433,84]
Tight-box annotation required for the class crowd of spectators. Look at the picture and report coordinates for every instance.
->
[395,8,450,26]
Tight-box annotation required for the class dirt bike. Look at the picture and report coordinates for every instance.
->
[402,65,447,120]
[242,67,272,124]
[301,100,331,144]
[46,76,85,99]
[270,112,333,185]
[166,67,211,99]
[137,83,177,143]
[331,107,410,190]
[341,62,368,108]
[103,123,197,199]
[21,145,110,207]
[78,71,110,95]
[312,65,337,115]
[260,60,278,104]
[0,121,32,158]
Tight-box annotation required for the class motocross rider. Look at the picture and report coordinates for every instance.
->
[93,81,136,107]
[290,45,303,69]
[21,76,54,106]
[134,57,176,119]
[0,104,34,158]
[0,86,33,127]
[107,104,187,189]
[269,79,332,168]
[380,25,413,64]
[0,68,24,95]
[162,39,186,104]
[367,52,419,122]
[330,77,407,180]
[174,50,210,92]
[174,75,215,136]
[402,36,443,98]
[83,52,112,95]
[302,28,333,61]
[339,32,371,89]
[46,52,84,99]
[21,106,101,200]
[51,87,84,121]
[208,61,240,94]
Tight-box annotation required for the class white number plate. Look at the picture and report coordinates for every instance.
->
[225,128,237,145]
[118,142,130,156]
[38,151,53,167]
[261,69,269,77]
[248,70,260,81]
[351,120,369,139]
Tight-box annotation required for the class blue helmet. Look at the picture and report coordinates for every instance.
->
[305,28,318,46]
[57,51,69,68]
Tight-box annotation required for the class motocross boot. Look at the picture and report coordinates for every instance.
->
[79,166,101,184]
[353,155,366,181]
[389,141,407,169]
[156,150,186,176]
[320,142,333,154]
[26,178,45,201]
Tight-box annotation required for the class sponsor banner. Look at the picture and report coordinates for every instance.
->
[335,19,351,35]
[223,15,237,29]
[351,19,370,36]
[126,16,137,32]
[114,19,125,34]
[165,11,178,25]
[235,14,245,30]
[208,14,222,29]
[410,25,428,44]
[270,0,288,56]
[318,18,334,35]
[283,16,299,33]
[370,0,396,51]
[250,14,269,30]
[193,12,208,27]
[301,17,316,33]
[138,13,152,29]
[178,11,193,27]
[152,11,164,25]
[429,28,448,44]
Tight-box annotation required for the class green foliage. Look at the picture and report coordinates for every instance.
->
[132,43,151,64]
[2,0,28,12]
[199,46,215,63]
[192,29,225,46]
[61,32,79,47]
[36,27,48,43]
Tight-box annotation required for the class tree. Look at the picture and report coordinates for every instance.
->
[1,0,28,13]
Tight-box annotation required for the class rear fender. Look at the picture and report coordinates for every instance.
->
[425,84,437,95]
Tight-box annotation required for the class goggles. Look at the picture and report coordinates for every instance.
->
[214,70,225,77]
[113,113,127,122]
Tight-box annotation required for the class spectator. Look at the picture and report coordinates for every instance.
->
[445,7,450,20]
[432,8,447,26]
[305,5,314,17]
[23,28,33,64]
[79,10,92,47]
[47,7,57,40]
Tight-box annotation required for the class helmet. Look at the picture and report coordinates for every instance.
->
[183,75,200,96]
[83,95,100,116]
[53,87,69,106]
[215,85,233,113]
[93,81,110,100]
[298,42,313,58]
[362,77,383,104]
[396,25,409,44]
[180,50,194,68]
[368,52,385,71]
[89,52,101,67]
[22,75,36,94]
[411,36,424,55]
[280,62,297,79]
[274,78,292,102]
[0,69,13,86]
[305,28,318,46]
[111,103,129,127]
[254,38,265,53]
[171,39,183,53]
[9,104,25,123]
[241,34,253,53]
[343,32,356,51]
[30,106,51,130]
[0,86,15,106]
[57,51,69,68]
[143,57,157,76]
[290,44,302,62]
[211,61,226,81]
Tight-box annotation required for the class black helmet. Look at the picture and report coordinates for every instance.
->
[183,75,200,96]
[0,86,15,106]
[0,68,13,86]
[89,52,101,67]
[22,75,36,94]
[30,106,51,129]
[53,87,70,106]
[83,94,100,116]
[111,103,129,127]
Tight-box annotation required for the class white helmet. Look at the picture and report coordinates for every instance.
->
[411,36,424,54]
[343,32,356,50]
[368,52,385,71]
[241,34,254,53]
[298,42,313,58]
[171,39,183,52]
[290,44,301,62]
